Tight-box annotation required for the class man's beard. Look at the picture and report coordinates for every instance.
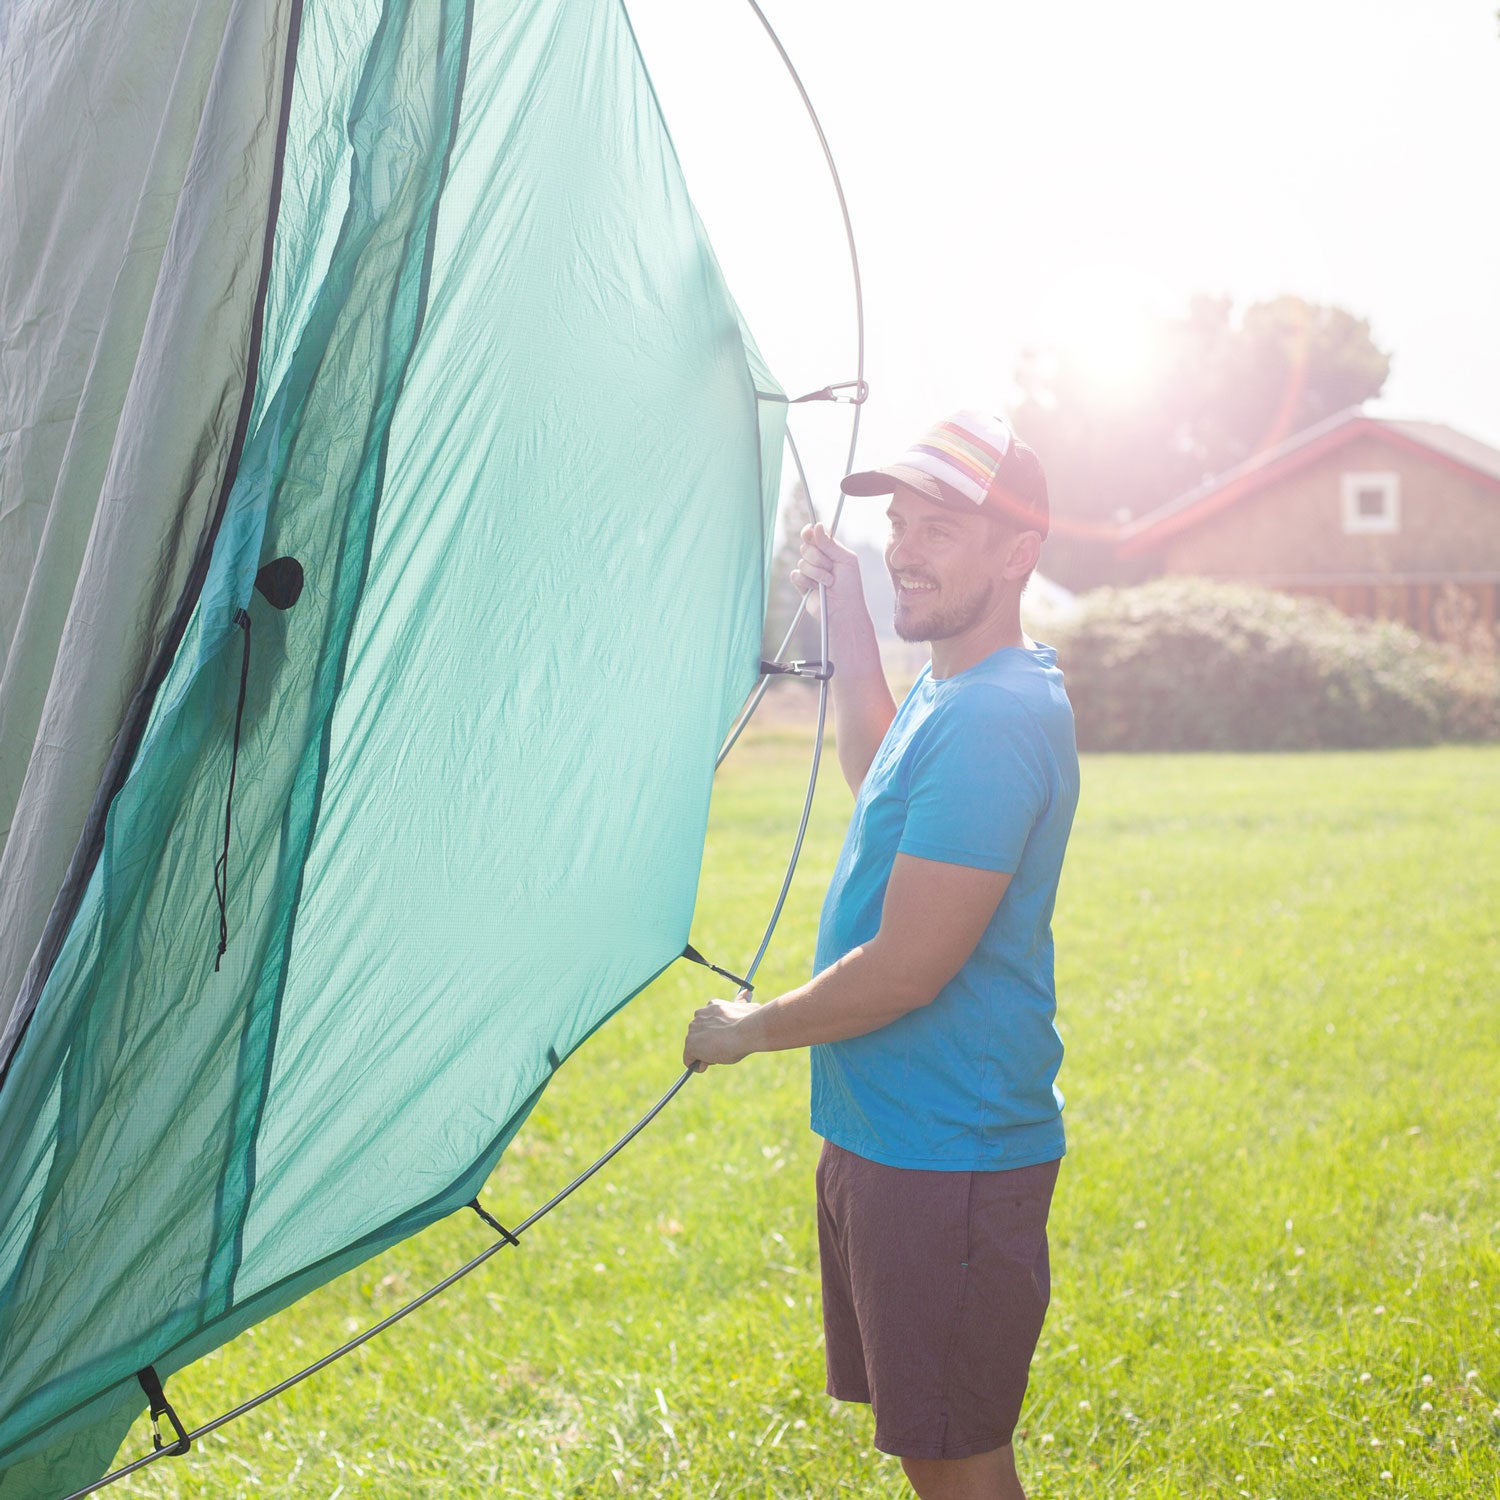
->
[892,577,995,643]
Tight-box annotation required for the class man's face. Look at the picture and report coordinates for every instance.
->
[884,486,1007,643]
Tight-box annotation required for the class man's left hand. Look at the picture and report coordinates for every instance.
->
[683,991,761,1071]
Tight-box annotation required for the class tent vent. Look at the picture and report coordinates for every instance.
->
[254,555,305,609]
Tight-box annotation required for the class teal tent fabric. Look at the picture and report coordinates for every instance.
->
[0,0,785,1494]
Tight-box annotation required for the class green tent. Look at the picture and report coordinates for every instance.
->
[0,0,785,1493]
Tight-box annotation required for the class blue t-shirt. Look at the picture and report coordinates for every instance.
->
[809,643,1079,1170]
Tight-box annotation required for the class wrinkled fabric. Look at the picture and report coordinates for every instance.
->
[0,0,783,1493]
[0,0,301,1038]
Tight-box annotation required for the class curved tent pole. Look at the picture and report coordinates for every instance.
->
[718,0,867,767]
[717,427,844,768]
[55,0,867,1492]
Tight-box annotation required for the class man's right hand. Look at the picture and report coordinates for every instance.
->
[791,523,865,620]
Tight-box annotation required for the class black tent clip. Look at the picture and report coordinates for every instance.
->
[469,1198,520,1247]
[682,944,753,996]
[760,658,834,682]
[790,379,868,406]
[137,1366,190,1457]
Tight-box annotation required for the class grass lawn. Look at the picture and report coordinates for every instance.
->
[113,731,1500,1499]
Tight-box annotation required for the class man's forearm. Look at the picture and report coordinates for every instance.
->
[683,855,1013,1072]
[740,936,930,1054]
[826,605,897,794]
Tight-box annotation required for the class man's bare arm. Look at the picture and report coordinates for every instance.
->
[683,853,1012,1065]
[791,523,896,794]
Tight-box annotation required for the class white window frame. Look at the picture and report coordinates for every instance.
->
[1341,471,1400,534]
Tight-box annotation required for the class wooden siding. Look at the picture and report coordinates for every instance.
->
[1154,433,1500,638]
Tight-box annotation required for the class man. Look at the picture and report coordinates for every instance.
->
[683,411,1079,1500]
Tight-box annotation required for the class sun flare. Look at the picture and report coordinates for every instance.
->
[1037,269,1167,399]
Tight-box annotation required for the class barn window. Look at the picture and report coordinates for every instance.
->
[1340,472,1400,534]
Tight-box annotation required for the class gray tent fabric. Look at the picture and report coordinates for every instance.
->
[0,0,298,1037]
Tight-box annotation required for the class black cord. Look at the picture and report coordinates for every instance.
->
[213,610,253,972]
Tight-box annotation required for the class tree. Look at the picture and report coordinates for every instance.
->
[1012,294,1391,589]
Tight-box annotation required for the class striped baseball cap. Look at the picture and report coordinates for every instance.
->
[840,410,1049,536]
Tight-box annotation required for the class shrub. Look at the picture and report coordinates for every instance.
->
[1048,579,1500,751]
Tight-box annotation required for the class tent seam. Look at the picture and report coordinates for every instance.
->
[219,0,477,1311]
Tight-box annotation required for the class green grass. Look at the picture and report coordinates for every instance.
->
[113,736,1500,1499]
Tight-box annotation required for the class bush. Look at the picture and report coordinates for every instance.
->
[1048,578,1500,750]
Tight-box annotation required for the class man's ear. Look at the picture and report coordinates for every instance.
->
[1003,530,1043,581]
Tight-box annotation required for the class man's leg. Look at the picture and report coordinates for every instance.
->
[817,1150,1058,1493]
[901,1443,1026,1500]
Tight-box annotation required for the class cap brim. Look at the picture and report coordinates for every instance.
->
[839,464,972,510]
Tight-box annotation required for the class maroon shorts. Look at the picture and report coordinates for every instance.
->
[816,1139,1059,1460]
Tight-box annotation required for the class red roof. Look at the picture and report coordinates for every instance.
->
[1117,408,1500,558]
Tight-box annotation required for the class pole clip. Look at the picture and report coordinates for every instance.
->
[790,379,868,406]
[469,1199,520,1247]
[137,1366,190,1457]
[760,658,834,682]
[681,944,753,996]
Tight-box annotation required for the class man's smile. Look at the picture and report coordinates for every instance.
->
[894,574,938,597]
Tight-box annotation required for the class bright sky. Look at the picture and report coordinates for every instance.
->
[626,0,1500,543]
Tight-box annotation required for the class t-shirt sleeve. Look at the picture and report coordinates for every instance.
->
[897,687,1048,874]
